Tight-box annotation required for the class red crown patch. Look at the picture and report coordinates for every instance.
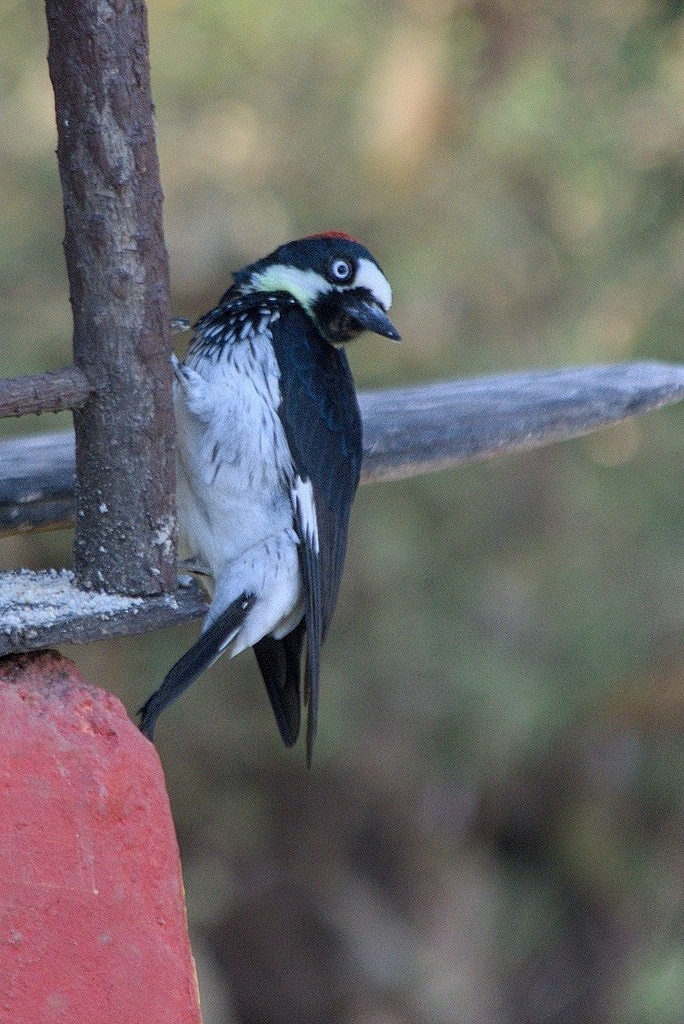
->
[303,230,360,244]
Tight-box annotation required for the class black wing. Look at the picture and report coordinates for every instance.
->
[253,623,305,748]
[270,304,363,762]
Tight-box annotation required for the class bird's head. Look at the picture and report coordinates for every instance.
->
[232,233,400,345]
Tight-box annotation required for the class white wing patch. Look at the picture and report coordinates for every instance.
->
[291,475,319,555]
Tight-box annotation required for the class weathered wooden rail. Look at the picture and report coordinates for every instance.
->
[1,359,682,656]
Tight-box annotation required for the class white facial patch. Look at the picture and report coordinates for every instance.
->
[248,256,393,315]
[355,257,393,312]
[249,265,329,314]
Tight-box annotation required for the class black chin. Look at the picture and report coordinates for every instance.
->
[313,289,400,344]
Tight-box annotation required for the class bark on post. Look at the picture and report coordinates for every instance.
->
[0,367,92,418]
[45,0,176,595]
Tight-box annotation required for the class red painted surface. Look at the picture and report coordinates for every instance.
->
[0,651,202,1024]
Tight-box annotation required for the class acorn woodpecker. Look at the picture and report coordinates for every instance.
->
[139,233,399,763]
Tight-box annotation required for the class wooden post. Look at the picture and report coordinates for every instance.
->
[45,0,176,596]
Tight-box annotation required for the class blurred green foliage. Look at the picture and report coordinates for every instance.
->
[1,1,682,1022]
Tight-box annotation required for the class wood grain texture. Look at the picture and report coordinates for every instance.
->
[358,361,684,482]
[0,360,681,651]
[2,361,682,531]
[0,570,208,656]
[0,367,91,418]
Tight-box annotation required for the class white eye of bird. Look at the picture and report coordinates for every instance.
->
[327,257,354,284]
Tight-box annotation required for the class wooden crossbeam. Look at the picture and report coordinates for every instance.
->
[0,360,682,653]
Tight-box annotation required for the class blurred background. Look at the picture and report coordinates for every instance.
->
[1,1,683,1021]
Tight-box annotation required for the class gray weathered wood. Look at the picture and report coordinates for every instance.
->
[0,432,76,535]
[359,361,684,481]
[0,570,208,656]
[0,360,681,652]
[1,361,682,531]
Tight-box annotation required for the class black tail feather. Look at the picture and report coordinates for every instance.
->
[139,592,255,740]
[303,651,319,769]
[253,622,305,749]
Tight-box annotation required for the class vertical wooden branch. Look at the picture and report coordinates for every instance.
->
[45,0,176,595]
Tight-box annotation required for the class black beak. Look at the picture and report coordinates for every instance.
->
[344,294,401,341]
